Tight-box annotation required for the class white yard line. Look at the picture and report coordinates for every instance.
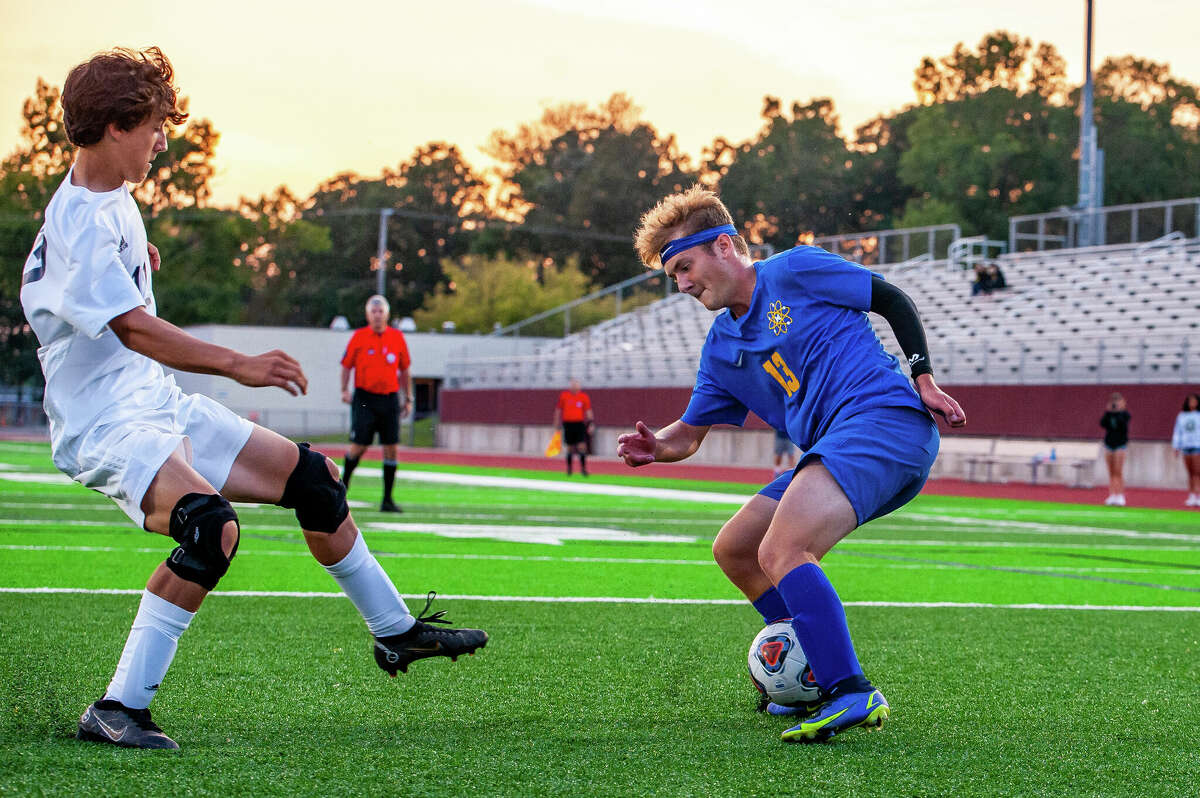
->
[900,513,1200,544]
[386,469,751,504]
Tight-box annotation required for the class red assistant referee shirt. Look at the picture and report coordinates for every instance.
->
[556,390,592,423]
[341,327,411,394]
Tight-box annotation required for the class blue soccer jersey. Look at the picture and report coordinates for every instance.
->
[680,246,926,450]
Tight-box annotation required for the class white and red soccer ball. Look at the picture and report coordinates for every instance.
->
[747,621,822,707]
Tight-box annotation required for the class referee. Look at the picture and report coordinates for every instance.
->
[340,295,412,512]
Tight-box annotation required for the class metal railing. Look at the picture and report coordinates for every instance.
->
[812,224,961,266]
[489,268,673,339]
[949,236,1008,270]
[1010,197,1200,253]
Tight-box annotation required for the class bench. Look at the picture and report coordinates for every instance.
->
[964,439,1098,487]
[934,436,996,480]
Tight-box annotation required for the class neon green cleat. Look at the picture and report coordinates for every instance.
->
[780,688,889,742]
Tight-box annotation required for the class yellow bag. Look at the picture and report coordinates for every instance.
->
[544,430,562,457]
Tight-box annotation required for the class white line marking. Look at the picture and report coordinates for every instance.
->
[902,513,1200,543]
[387,469,751,504]
[0,544,716,567]
[366,522,696,545]
[0,517,698,546]
[846,538,1200,552]
[0,472,73,485]
[1,586,1197,611]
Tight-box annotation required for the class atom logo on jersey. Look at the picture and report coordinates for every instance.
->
[767,301,792,336]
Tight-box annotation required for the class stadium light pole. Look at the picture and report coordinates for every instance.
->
[375,208,393,298]
[1076,0,1101,248]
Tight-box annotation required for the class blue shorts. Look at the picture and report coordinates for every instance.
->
[1103,444,1127,452]
[757,406,939,526]
[1183,447,1200,456]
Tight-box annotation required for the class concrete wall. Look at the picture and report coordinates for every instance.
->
[437,383,1200,489]
[169,326,552,436]
[440,384,1197,440]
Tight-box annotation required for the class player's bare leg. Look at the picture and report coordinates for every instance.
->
[713,494,777,604]
[758,464,857,576]
[1104,449,1126,505]
[1186,453,1200,506]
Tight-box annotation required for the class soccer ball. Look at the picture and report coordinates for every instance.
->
[747,621,822,707]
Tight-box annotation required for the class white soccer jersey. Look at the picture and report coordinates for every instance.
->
[20,167,169,447]
[20,168,252,525]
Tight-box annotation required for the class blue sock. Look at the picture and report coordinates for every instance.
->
[777,562,863,690]
[750,585,790,624]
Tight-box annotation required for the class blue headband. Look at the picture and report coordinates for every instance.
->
[658,224,737,265]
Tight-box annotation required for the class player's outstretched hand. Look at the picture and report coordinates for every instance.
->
[231,350,309,396]
[147,242,161,271]
[915,374,965,427]
[617,421,657,467]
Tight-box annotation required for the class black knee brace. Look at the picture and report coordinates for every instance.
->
[278,443,349,534]
[165,493,239,591]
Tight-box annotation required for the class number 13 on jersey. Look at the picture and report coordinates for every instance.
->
[762,351,799,396]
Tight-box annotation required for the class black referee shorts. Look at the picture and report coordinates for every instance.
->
[351,388,400,446]
[562,421,588,447]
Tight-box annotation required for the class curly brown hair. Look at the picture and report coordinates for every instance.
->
[633,185,748,268]
[62,46,188,147]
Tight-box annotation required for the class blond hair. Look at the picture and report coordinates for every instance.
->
[633,185,749,268]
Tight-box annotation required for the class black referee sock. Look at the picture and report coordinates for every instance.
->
[382,460,397,503]
[579,453,588,476]
[343,455,360,488]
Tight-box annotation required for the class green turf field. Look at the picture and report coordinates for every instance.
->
[1,440,1198,797]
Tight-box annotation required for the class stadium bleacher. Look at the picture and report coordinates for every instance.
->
[446,238,1200,389]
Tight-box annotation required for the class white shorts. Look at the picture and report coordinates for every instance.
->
[53,387,253,527]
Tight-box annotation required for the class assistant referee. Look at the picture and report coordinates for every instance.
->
[340,295,412,512]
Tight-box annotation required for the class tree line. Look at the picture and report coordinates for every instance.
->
[1,31,1199,392]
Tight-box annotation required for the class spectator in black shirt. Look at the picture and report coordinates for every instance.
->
[985,263,1007,292]
[970,263,989,297]
[1100,393,1131,506]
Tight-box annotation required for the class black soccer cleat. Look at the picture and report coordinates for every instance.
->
[373,592,488,676]
[76,699,179,750]
[379,498,403,513]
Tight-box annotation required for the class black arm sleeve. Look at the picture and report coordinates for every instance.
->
[869,279,933,378]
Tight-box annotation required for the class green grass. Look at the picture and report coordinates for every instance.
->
[0,441,1198,797]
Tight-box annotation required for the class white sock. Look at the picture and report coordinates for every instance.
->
[104,590,194,710]
[323,534,414,637]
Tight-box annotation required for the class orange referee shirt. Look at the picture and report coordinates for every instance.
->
[341,327,411,394]
[556,390,592,423]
